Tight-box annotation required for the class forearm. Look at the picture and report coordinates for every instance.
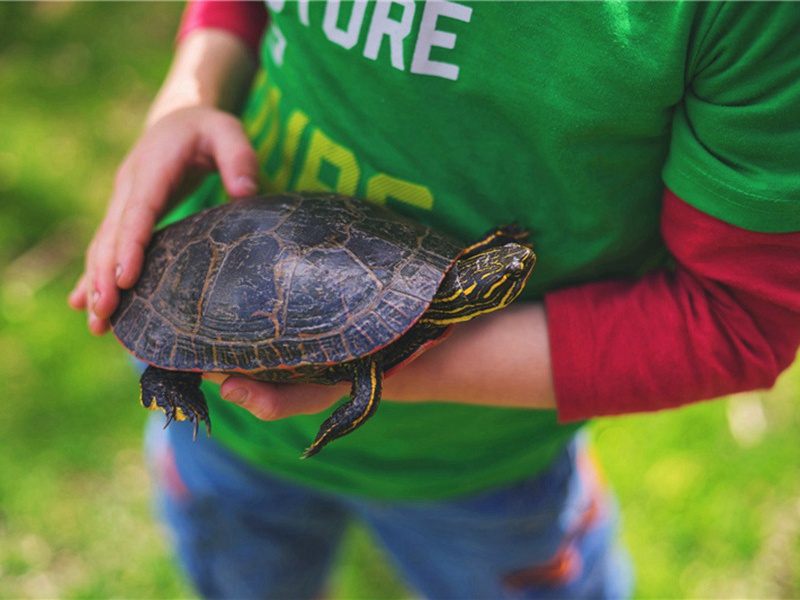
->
[382,302,556,409]
[215,301,557,423]
[147,28,258,126]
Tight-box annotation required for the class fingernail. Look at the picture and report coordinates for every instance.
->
[115,264,123,283]
[223,388,248,405]
[237,176,258,196]
[92,291,99,306]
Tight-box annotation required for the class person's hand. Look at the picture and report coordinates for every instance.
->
[204,373,349,421]
[68,106,259,335]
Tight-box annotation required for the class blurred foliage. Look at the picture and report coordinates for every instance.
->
[595,382,800,599]
[0,3,192,597]
[0,2,797,599]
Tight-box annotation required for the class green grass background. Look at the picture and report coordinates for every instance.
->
[0,3,797,598]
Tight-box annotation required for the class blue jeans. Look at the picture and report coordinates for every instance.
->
[146,418,633,599]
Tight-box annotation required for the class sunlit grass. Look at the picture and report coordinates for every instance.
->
[0,3,797,598]
[593,365,800,599]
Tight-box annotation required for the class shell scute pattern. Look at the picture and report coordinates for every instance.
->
[112,193,463,376]
[283,246,379,336]
[152,240,216,329]
[203,235,284,338]
[207,203,286,246]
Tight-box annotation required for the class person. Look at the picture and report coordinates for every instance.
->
[70,1,800,598]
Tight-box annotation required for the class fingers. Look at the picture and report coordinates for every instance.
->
[113,177,173,290]
[69,271,109,336]
[82,231,117,335]
[68,273,88,310]
[82,153,175,332]
[71,107,261,335]
[203,112,260,199]
[72,140,181,333]
[219,376,345,422]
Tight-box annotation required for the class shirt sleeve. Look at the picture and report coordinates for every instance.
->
[178,0,269,58]
[546,188,800,422]
[662,2,800,233]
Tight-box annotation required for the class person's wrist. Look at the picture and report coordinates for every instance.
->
[145,29,256,127]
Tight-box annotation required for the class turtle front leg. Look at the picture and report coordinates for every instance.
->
[140,366,211,440]
[303,359,383,459]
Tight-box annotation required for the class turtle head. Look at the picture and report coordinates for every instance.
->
[425,243,536,326]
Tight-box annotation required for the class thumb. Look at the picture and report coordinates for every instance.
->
[205,113,260,198]
[219,376,345,422]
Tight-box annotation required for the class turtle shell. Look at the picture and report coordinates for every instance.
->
[111,193,463,378]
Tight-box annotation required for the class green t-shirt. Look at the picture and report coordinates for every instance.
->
[171,1,800,500]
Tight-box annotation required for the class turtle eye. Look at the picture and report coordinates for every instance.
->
[505,258,525,280]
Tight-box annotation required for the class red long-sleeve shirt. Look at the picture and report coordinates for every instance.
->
[178,1,800,421]
[548,189,800,421]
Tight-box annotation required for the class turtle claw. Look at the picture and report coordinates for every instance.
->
[160,404,210,440]
[188,411,212,441]
[159,407,211,440]
[140,367,211,439]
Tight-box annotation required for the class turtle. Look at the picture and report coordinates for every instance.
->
[111,192,536,458]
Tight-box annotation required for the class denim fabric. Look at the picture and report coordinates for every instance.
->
[146,417,633,599]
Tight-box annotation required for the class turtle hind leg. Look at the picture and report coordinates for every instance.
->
[140,366,211,440]
[303,359,383,459]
